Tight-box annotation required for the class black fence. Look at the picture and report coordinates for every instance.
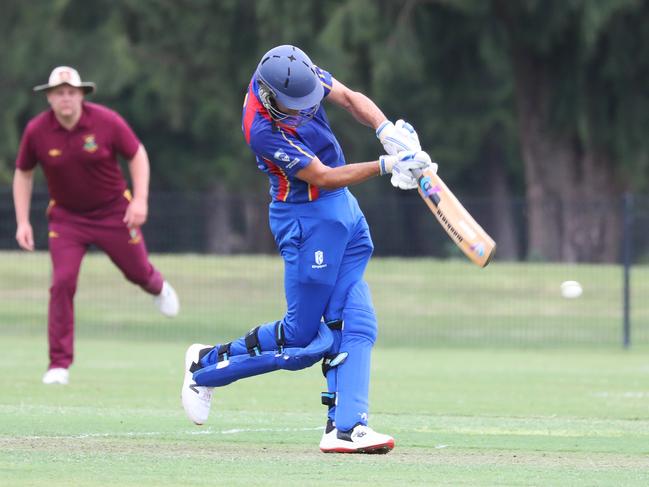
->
[1,189,649,348]
[4,189,649,261]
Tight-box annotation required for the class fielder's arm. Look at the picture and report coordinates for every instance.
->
[12,168,35,251]
[124,144,150,228]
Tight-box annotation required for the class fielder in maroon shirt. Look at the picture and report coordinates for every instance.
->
[13,66,180,385]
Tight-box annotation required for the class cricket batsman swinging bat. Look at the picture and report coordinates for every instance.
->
[415,167,496,267]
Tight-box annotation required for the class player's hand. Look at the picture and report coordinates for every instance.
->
[16,222,35,251]
[380,151,437,190]
[123,198,148,228]
[376,119,421,156]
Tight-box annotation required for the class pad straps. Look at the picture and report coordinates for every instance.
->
[217,343,231,362]
[321,319,345,376]
[245,326,262,357]
[325,319,343,331]
[189,345,214,372]
[275,321,285,354]
[321,391,336,408]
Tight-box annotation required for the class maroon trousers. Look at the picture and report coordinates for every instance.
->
[46,196,163,369]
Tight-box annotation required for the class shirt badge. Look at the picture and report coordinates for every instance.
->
[48,149,62,157]
[312,250,327,269]
[83,135,98,153]
[274,149,291,162]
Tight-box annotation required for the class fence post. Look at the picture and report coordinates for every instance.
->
[622,192,633,349]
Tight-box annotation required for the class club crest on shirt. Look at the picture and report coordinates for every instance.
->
[83,134,98,153]
[274,149,291,162]
[48,148,62,157]
[312,250,327,269]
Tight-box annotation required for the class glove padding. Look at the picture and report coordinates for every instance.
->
[376,119,421,156]
[380,151,437,190]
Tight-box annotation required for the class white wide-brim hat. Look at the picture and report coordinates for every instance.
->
[33,66,96,94]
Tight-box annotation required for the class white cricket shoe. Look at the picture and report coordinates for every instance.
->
[319,419,337,446]
[154,281,180,317]
[181,343,213,425]
[42,368,69,385]
[320,423,395,454]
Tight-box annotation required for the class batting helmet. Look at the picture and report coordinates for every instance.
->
[255,45,324,125]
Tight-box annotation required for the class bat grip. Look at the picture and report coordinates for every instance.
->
[412,168,425,186]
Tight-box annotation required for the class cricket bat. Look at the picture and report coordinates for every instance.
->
[415,167,496,267]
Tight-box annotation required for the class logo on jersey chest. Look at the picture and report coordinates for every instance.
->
[312,250,327,269]
[48,148,62,157]
[83,134,98,153]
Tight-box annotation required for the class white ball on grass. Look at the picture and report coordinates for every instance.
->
[560,280,583,299]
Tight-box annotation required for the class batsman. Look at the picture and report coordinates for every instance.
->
[181,45,436,453]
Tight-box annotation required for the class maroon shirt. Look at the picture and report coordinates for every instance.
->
[16,102,140,213]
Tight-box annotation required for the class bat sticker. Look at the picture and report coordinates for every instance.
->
[419,176,442,205]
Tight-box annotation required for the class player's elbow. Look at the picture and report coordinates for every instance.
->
[310,172,336,189]
[297,156,344,190]
[341,89,364,113]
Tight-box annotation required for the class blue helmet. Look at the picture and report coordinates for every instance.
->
[255,45,324,126]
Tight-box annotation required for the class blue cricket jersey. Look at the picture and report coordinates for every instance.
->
[242,67,346,202]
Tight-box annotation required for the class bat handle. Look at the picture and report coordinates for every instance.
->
[412,168,426,188]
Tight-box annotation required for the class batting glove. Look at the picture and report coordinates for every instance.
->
[380,151,437,190]
[376,119,421,156]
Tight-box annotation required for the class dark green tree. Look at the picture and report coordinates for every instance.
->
[2,0,648,260]
[492,0,649,261]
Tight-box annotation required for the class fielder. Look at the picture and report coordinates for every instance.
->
[13,67,180,385]
[182,45,435,453]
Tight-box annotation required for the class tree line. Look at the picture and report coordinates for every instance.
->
[1,0,648,262]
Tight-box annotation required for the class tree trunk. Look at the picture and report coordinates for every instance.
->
[483,129,519,260]
[241,195,276,254]
[204,183,236,254]
[510,49,621,262]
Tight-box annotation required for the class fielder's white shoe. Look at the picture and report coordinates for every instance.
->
[42,368,69,385]
[319,423,395,454]
[181,343,213,425]
[154,281,180,317]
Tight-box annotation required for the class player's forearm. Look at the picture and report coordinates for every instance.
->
[13,169,34,225]
[128,145,150,202]
[313,161,381,189]
[341,91,387,130]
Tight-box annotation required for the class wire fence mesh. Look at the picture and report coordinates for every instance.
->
[2,190,649,348]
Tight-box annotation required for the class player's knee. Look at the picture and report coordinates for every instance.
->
[283,321,321,348]
[343,308,377,344]
[363,240,374,257]
[342,281,378,344]
[51,272,78,295]
[123,266,152,287]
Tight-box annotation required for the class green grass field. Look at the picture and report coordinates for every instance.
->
[2,253,649,485]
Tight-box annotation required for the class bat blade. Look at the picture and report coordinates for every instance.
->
[416,168,496,267]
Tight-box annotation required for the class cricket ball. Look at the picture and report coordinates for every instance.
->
[560,280,583,299]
